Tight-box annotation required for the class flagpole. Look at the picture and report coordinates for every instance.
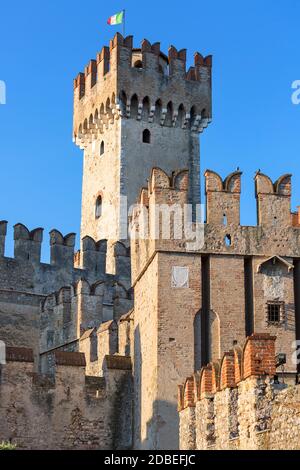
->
[123,9,126,36]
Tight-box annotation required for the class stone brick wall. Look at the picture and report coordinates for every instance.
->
[131,167,300,381]
[132,176,202,449]
[74,34,212,272]
[209,255,245,361]
[179,334,300,450]
[40,279,133,357]
[252,256,296,372]
[129,165,300,450]
[0,222,131,352]
[132,255,159,450]
[0,348,132,450]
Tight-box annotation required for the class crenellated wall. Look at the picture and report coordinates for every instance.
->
[178,334,300,450]
[0,223,131,350]
[75,34,212,273]
[73,33,212,144]
[0,347,133,450]
[130,166,300,450]
[39,278,133,358]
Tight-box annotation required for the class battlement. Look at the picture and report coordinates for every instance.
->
[0,221,132,350]
[0,347,133,450]
[40,278,133,354]
[255,172,292,226]
[178,333,277,412]
[0,220,7,256]
[178,334,300,451]
[205,170,242,225]
[0,221,131,289]
[131,167,300,286]
[73,33,212,147]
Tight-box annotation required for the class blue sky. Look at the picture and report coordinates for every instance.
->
[0,0,299,260]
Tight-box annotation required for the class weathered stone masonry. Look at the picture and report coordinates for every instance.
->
[178,334,300,450]
[0,347,132,450]
[1,32,300,450]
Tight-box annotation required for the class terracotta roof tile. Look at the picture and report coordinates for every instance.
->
[6,347,34,363]
[54,351,86,367]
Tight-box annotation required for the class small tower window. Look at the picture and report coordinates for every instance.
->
[134,60,143,69]
[143,129,151,144]
[100,141,105,155]
[95,196,102,219]
[225,234,232,247]
[267,301,284,325]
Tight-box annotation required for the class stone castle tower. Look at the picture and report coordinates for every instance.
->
[2,32,300,452]
[73,33,212,271]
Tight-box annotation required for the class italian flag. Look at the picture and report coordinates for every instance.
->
[107,11,124,25]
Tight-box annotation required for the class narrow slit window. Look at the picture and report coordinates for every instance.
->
[100,141,105,155]
[95,196,102,219]
[143,129,151,144]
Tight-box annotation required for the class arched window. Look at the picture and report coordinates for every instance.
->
[225,234,232,247]
[100,141,105,155]
[143,129,151,144]
[95,196,102,219]
[134,60,143,69]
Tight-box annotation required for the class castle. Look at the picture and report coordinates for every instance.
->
[0,33,299,450]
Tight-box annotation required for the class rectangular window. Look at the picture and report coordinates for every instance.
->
[267,301,284,325]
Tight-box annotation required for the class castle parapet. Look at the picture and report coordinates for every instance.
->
[204,170,242,225]
[81,236,107,275]
[40,278,133,354]
[0,346,132,449]
[113,241,131,281]
[73,34,212,146]
[178,334,284,450]
[0,220,7,257]
[255,172,292,227]
[50,230,76,268]
[14,223,43,263]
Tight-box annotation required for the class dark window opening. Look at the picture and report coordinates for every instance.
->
[267,302,283,324]
[100,141,105,155]
[95,196,102,219]
[134,60,143,69]
[143,129,151,144]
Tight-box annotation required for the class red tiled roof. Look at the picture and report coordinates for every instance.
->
[6,347,34,363]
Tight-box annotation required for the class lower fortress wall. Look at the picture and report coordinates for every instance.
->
[0,348,132,450]
[179,334,300,450]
